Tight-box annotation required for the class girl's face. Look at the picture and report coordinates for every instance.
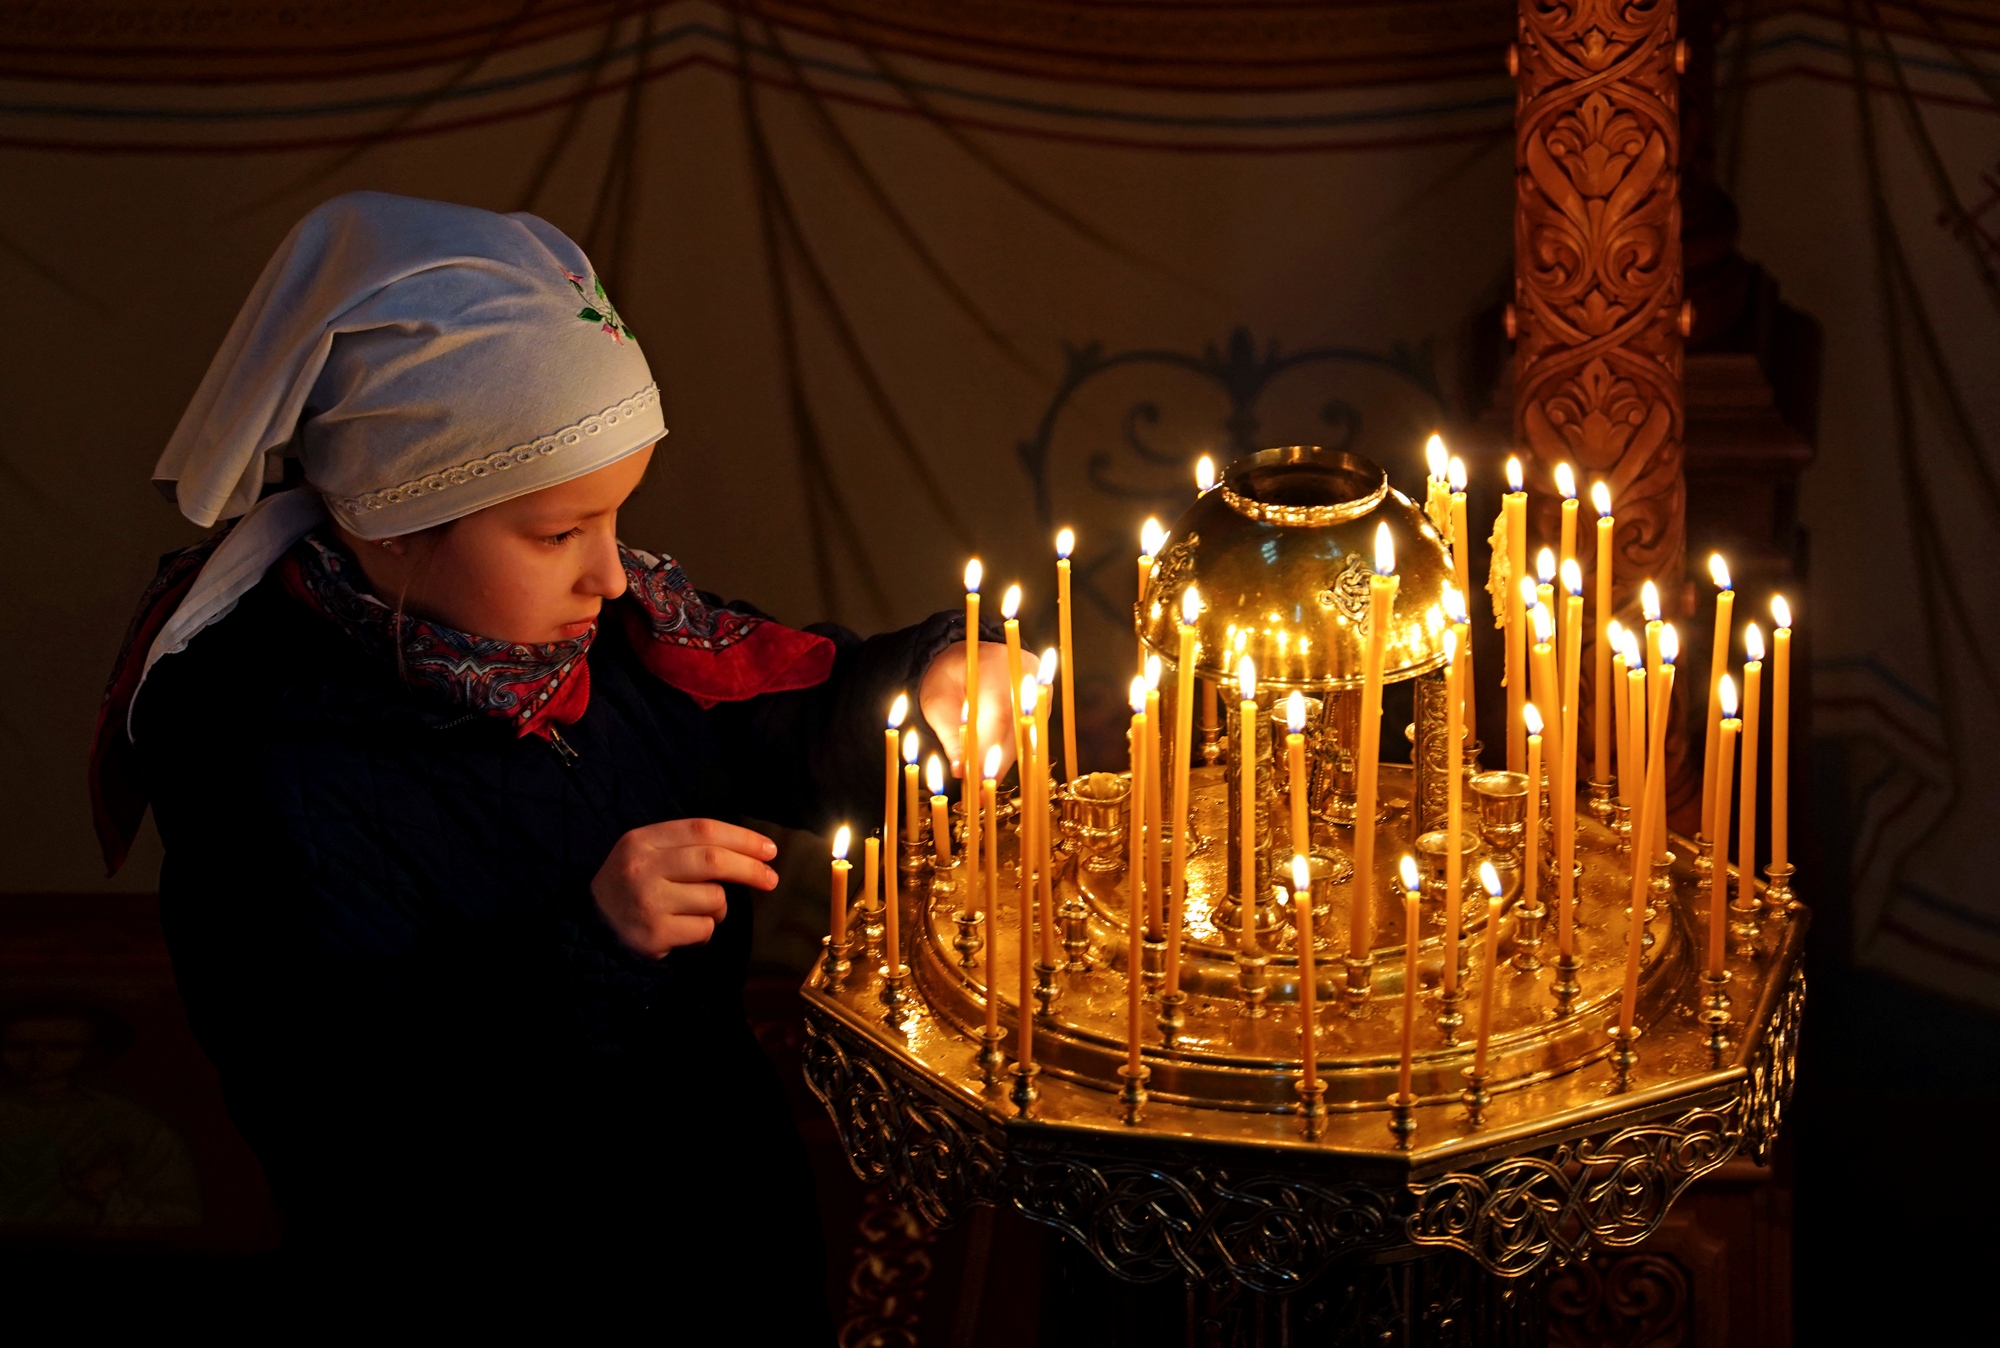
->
[342,444,655,644]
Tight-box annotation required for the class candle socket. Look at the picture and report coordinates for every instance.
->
[1608,1023,1642,1093]
[952,909,985,977]
[820,934,854,992]
[1700,969,1733,1062]
[1140,932,1168,994]
[1764,860,1799,915]
[1613,799,1634,857]
[1341,955,1375,1017]
[1199,720,1224,767]
[879,963,912,1030]
[1692,835,1714,884]
[1645,852,1675,957]
[1059,895,1094,973]
[858,893,886,953]
[975,1025,1007,1088]
[1294,1077,1329,1141]
[1470,771,1529,878]
[1460,1065,1492,1129]
[1511,892,1548,973]
[1156,990,1187,1046]
[1587,778,1615,827]
[1388,1092,1418,1151]
[1435,983,1465,1045]
[1033,960,1063,1019]
[1235,949,1271,1017]
[1729,883,1765,958]
[1009,1061,1041,1118]
[1117,1063,1150,1126]
[899,832,929,879]
[1552,953,1584,1017]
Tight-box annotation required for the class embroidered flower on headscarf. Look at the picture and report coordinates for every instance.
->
[563,268,635,345]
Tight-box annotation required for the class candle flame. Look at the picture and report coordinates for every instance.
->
[1237,654,1257,701]
[1641,580,1661,621]
[888,693,908,728]
[1719,672,1738,718]
[964,559,982,594]
[926,754,945,795]
[1561,557,1583,596]
[1524,701,1544,736]
[1182,586,1202,625]
[1608,618,1626,647]
[1710,553,1731,590]
[984,744,1002,781]
[1195,455,1215,492]
[1129,676,1149,714]
[1037,647,1058,685]
[1020,675,1038,716]
[832,825,851,861]
[1537,547,1556,584]
[1374,521,1395,575]
[1140,517,1166,558]
[1659,623,1680,665]
[1442,583,1468,625]
[1620,629,1643,666]
[1234,629,1249,653]
[1592,480,1612,517]
[1001,584,1021,621]
[1745,621,1765,661]
[1555,462,1576,499]
[1532,603,1553,645]
[1518,576,1539,612]
[1399,854,1422,895]
[1479,859,1504,897]
[1772,594,1792,629]
[1443,626,1459,666]
[1448,456,1468,492]
[903,728,920,764]
[1506,455,1524,492]
[1286,690,1307,733]
[1145,653,1162,691]
[1055,527,1074,560]
[1426,433,1448,481]
[1292,853,1311,893]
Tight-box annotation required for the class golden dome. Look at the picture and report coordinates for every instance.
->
[1139,445,1455,690]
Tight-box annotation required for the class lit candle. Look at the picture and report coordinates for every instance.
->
[830,825,852,951]
[1701,556,1736,847]
[1055,528,1079,787]
[982,746,1002,1045]
[1558,558,1584,958]
[1237,653,1260,956]
[1293,854,1318,1095]
[1710,675,1740,976]
[1472,861,1506,1077]
[1530,601,1562,803]
[867,835,886,963]
[1425,433,1451,536]
[1536,548,1557,662]
[1196,455,1216,495]
[902,729,921,845]
[1504,457,1528,774]
[1640,581,1665,864]
[1019,678,1048,970]
[1555,463,1578,673]
[1017,702,1036,1068]
[964,731,983,931]
[1144,655,1165,935]
[886,695,908,894]
[1166,589,1201,990]
[1036,654,1059,964]
[1351,523,1398,960]
[1442,602,1468,992]
[1622,630,1648,825]
[1286,692,1309,859]
[1138,518,1165,672]
[1447,456,1477,748]
[1523,703,1545,929]
[1592,481,1614,790]
[1127,678,1148,1072]
[1608,622,1631,806]
[1770,596,1793,875]
[927,755,952,866]
[1201,676,1218,747]
[964,561,982,790]
[1622,625,1677,1035]
[1001,584,1025,714]
[1738,624,1765,921]
[1641,579,1663,684]
[1397,855,1422,1102]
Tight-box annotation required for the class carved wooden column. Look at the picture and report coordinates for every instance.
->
[1510,0,1693,809]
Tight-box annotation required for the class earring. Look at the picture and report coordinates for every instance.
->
[381,541,395,551]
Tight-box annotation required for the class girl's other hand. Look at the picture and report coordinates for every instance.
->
[592,818,779,958]
[919,641,1034,781]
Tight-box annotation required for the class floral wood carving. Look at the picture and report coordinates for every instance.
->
[1513,0,1686,776]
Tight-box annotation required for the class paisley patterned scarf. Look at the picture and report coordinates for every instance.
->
[277,532,835,740]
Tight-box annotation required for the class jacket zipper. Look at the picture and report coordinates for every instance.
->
[546,726,580,767]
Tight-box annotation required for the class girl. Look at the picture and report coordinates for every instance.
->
[90,192,1015,1327]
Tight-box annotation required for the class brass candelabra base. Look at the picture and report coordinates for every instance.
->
[820,934,854,991]
[1460,1065,1492,1129]
[1388,1092,1417,1150]
[1117,1062,1150,1125]
[1237,949,1271,1017]
[1552,953,1583,1017]
[1009,1060,1040,1118]
[1701,968,1733,1061]
[1341,955,1375,1017]
[1295,1076,1329,1141]
[1608,1023,1642,1093]
[952,909,984,977]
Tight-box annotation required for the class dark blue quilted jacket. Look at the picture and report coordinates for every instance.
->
[134,569,962,1316]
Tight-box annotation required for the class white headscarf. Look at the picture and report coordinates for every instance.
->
[139,190,665,694]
